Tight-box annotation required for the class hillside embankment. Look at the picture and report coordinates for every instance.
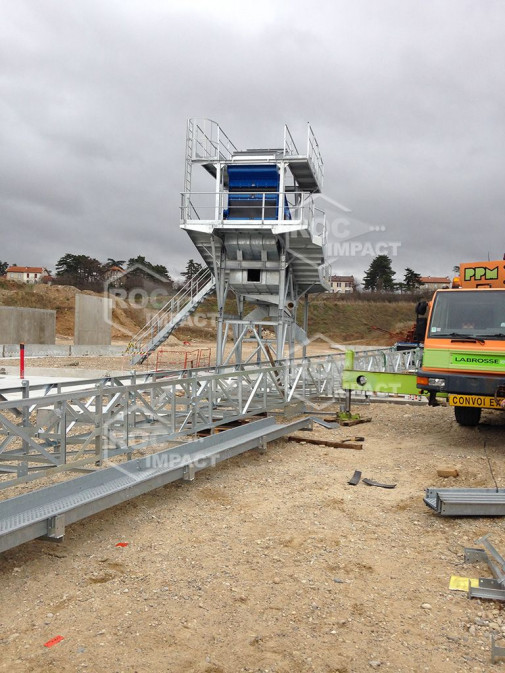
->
[0,280,423,346]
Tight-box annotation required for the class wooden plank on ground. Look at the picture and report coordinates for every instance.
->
[286,435,363,450]
[339,417,372,427]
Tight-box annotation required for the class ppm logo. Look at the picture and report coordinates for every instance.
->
[463,265,499,282]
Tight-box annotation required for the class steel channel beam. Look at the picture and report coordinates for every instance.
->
[464,540,505,600]
[475,535,505,586]
[439,499,505,517]
[468,578,505,602]
[492,636,505,663]
[425,488,505,516]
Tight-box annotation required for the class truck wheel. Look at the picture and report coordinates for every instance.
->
[454,406,481,427]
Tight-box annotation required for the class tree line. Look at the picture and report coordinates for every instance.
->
[362,255,424,293]
[2,252,431,295]
[52,255,172,291]
[0,255,204,292]
[0,261,10,276]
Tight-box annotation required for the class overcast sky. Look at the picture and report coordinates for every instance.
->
[1,0,504,282]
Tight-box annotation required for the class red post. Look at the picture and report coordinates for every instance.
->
[20,343,25,379]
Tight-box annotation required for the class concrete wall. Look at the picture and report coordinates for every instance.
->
[74,294,113,345]
[0,344,125,357]
[0,307,56,344]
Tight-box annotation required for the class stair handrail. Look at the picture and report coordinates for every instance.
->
[283,124,299,156]
[307,124,324,190]
[127,267,214,353]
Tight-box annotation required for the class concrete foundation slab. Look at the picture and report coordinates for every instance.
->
[0,370,126,388]
[0,345,125,357]
[70,344,121,356]
[2,344,70,357]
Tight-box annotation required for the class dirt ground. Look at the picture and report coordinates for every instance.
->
[1,400,505,672]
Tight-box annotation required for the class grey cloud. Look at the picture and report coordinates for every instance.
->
[0,0,503,281]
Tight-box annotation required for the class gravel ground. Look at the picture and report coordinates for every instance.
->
[1,402,505,672]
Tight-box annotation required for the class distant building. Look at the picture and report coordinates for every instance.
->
[104,266,125,282]
[6,266,49,284]
[330,275,355,293]
[420,276,450,291]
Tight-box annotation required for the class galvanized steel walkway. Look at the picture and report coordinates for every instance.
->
[0,416,310,554]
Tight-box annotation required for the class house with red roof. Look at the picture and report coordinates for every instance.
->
[330,275,355,293]
[419,276,451,291]
[6,266,50,284]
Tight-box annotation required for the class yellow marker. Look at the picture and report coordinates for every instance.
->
[449,575,479,592]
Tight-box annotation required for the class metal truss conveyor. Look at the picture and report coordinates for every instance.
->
[0,347,422,491]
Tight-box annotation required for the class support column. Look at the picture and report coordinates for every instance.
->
[278,161,285,222]
[214,162,222,221]
[288,301,296,361]
[276,250,287,360]
[303,295,309,358]
[235,295,244,365]
[213,242,227,368]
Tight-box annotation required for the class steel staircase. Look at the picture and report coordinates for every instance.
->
[127,267,215,365]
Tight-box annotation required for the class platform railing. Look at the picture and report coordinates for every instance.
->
[190,118,237,162]
[181,191,326,232]
[305,201,327,244]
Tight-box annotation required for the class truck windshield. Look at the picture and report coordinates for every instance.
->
[428,290,505,340]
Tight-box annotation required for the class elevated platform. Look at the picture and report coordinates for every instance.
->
[201,149,323,193]
[188,120,323,191]
[184,228,329,296]
[180,119,331,363]
[182,119,329,296]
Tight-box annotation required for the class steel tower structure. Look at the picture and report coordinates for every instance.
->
[181,118,330,366]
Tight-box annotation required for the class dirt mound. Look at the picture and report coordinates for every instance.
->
[0,283,147,341]
[0,283,419,345]
[165,334,182,345]
[33,284,80,298]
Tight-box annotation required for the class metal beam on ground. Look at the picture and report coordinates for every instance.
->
[0,417,311,554]
[424,488,505,516]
